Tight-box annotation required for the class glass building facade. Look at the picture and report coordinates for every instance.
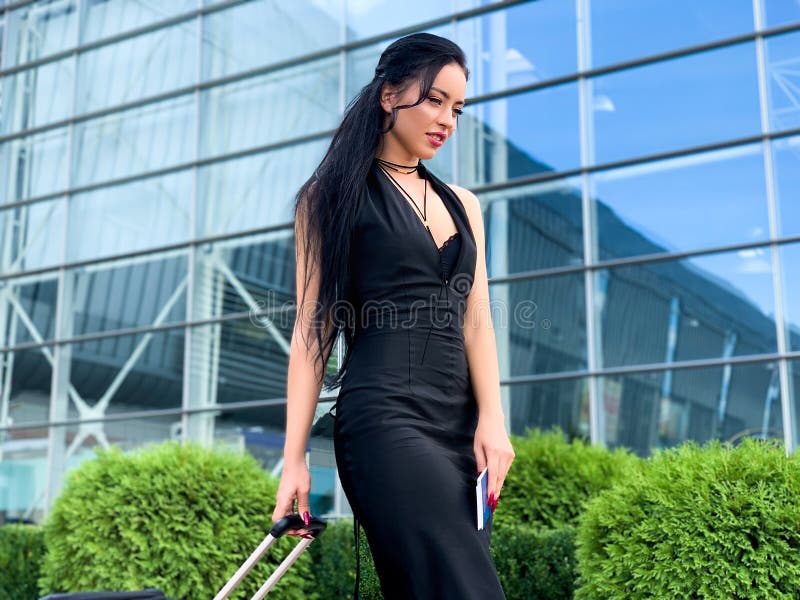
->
[1,0,799,523]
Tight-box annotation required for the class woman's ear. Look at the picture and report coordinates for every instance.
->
[380,83,397,114]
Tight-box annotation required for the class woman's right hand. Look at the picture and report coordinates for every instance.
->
[272,457,312,537]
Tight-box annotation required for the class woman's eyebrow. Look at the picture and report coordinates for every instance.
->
[431,86,465,105]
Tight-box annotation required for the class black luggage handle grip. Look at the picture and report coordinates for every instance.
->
[269,513,327,538]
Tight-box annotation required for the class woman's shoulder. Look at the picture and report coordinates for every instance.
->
[446,183,481,226]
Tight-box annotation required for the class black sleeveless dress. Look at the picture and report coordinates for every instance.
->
[331,160,506,599]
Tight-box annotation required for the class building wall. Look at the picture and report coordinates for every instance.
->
[1,0,799,522]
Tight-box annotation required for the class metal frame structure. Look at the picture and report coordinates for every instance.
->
[1,0,799,520]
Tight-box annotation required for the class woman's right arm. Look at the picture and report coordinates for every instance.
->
[271,205,330,533]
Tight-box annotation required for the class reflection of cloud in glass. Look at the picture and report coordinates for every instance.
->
[593,94,616,112]
[737,247,772,275]
[505,48,536,76]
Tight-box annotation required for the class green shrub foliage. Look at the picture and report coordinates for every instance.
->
[495,428,639,530]
[0,524,46,600]
[38,442,314,599]
[307,518,359,599]
[576,439,800,599]
[491,522,577,600]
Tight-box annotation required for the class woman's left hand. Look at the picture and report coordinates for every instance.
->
[473,411,515,513]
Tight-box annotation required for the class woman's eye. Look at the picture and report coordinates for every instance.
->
[454,108,463,116]
[428,96,442,105]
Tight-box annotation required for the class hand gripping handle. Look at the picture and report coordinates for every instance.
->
[213,514,327,600]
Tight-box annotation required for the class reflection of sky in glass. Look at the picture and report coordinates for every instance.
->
[592,42,761,165]
[590,1,754,68]
[774,136,800,236]
[764,0,800,27]
[592,144,769,258]
[457,0,577,97]
[688,247,776,318]
[766,31,800,132]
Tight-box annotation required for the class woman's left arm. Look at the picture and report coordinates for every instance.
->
[449,184,515,512]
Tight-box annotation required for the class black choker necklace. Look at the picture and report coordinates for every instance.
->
[376,157,420,175]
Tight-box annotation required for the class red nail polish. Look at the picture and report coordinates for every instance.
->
[488,493,495,505]
[303,511,310,527]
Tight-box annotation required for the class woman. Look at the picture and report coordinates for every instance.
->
[272,32,515,599]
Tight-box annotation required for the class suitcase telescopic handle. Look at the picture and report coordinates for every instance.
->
[270,513,327,538]
[213,514,327,600]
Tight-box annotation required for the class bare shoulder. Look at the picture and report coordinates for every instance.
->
[447,183,482,228]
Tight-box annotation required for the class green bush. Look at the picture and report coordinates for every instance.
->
[576,438,800,599]
[495,428,639,530]
[308,518,381,600]
[308,518,356,599]
[309,519,576,599]
[39,441,314,599]
[0,524,46,600]
[491,522,577,600]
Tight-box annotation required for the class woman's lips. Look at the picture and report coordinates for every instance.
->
[426,133,444,147]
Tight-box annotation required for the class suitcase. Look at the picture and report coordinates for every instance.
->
[213,513,327,600]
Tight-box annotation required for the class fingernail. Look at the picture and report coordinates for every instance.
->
[488,493,495,506]
[303,511,310,527]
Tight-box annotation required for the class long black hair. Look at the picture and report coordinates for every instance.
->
[293,32,469,389]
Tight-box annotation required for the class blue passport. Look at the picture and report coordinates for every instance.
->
[476,467,491,530]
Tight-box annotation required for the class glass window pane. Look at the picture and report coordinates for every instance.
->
[596,247,778,369]
[76,24,198,114]
[791,361,800,445]
[4,0,78,68]
[0,128,69,204]
[72,96,196,187]
[764,0,800,28]
[1,347,53,426]
[1,57,74,135]
[64,328,185,417]
[0,424,50,522]
[81,0,196,43]
[506,378,588,439]
[493,273,587,377]
[779,242,800,353]
[765,31,800,133]
[592,43,761,166]
[67,172,192,263]
[345,0,449,41]
[480,176,583,276]
[602,362,783,456]
[201,0,343,81]
[200,57,340,159]
[459,82,580,187]
[344,24,452,101]
[186,318,293,409]
[592,144,770,260]
[456,0,577,97]
[0,198,65,274]
[590,0,754,69]
[773,135,800,237]
[190,230,295,321]
[0,276,59,346]
[198,140,327,237]
[66,252,188,337]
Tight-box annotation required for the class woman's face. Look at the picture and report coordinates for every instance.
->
[380,62,467,162]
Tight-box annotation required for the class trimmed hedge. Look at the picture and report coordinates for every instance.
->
[38,442,314,600]
[0,524,46,600]
[495,428,639,530]
[576,438,800,599]
[491,522,577,600]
